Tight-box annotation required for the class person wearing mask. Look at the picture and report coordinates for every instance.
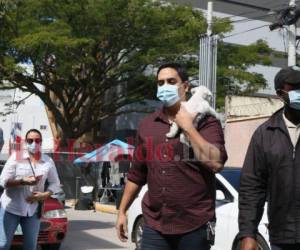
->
[0,129,61,250]
[239,66,300,250]
[116,63,227,250]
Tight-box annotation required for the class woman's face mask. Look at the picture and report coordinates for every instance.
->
[26,138,42,154]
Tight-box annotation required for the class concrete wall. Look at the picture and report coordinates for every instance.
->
[224,95,283,167]
[224,117,268,167]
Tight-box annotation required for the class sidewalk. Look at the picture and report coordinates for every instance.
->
[65,200,118,214]
[94,202,118,214]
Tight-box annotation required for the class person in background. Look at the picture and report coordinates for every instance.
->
[0,129,61,250]
[239,66,300,250]
[101,161,111,188]
[116,62,227,250]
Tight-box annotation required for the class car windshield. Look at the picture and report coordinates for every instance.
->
[220,168,241,191]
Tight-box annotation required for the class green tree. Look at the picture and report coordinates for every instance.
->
[216,39,272,107]
[0,0,271,143]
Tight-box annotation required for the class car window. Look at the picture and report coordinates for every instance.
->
[216,178,234,202]
[220,168,241,191]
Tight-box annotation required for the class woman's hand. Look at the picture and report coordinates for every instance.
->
[21,176,38,186]
[26,191,48,203]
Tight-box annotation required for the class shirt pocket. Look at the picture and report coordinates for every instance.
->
[15,165,31,178]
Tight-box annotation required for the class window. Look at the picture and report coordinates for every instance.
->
[40,125,47,130]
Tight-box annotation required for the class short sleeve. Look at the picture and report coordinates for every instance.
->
[127,123,148,186]
[197,115,228,164]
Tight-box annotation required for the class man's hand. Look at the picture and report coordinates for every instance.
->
[26,191,47,203]
[174,105,194,132]
[21,176,38,186]
[116,212,128,242]
[241,237,258,250]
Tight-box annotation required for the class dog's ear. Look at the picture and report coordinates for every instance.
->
[203,89,213,101]
[191,87,197,95]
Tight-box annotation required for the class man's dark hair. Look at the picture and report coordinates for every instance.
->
[25,129,42,141]
[157,63,189,82]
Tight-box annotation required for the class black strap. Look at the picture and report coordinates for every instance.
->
[27,158,36,177]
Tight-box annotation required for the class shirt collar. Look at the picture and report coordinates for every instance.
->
[153,108,171,124]
[282,112,297,129]
[22,150,47,163]
[282,112,300,128]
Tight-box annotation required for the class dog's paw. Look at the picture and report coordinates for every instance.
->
[166,132,175,138]
[180,133,191,146]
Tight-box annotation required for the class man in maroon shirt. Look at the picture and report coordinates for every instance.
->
[116,63,227,250]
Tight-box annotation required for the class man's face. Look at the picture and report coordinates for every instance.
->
[278,83,300,105]
[157,67,189,102]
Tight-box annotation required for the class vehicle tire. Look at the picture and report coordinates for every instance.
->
[233,234,270,250]
[41,243,61,250]
[133,216,144,250]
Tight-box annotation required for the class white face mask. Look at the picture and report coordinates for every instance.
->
[156,84,181,107]
[281,89,300,110]
[26,142,41,154]
[288,89,300,110]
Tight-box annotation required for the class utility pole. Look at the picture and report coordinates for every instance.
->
[288,0,297,66]
[206,1,213,96]
[207,1,216,108]
[199,1,218,108]
[207,1,213,36]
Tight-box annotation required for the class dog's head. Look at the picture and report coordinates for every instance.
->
[190,86,212,102]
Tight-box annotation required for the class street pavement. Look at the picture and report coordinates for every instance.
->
[60,208,136,250]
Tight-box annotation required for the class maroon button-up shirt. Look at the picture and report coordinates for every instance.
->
[127,108,227,234]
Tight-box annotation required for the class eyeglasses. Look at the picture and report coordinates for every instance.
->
[26,138,42,144]
[157,78,180,86]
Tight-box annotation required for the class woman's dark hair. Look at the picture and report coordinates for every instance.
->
[25,129,42,141]
[157,63,189,82]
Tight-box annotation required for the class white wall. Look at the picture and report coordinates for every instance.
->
[0,88,54,160]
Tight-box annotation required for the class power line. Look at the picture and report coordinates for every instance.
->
[229,13,277,24]
[223,24,270,38]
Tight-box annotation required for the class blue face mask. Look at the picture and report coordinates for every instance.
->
[27,142,40,154]
[288,89,300,110]
[156,84,180,107]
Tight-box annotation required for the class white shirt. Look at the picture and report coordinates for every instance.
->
[283,113,300,148]
[0,151,61,216]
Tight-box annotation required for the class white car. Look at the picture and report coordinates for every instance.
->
[127,168,270,250]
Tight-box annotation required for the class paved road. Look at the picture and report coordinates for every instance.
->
[60,208,136,250]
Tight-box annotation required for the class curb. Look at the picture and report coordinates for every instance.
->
[94,202,118,214]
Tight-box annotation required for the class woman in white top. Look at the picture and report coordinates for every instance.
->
[0,129,61,250]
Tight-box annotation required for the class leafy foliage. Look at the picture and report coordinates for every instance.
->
[0,0,272,142]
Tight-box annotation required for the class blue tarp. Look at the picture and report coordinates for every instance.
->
[73,139,134,164]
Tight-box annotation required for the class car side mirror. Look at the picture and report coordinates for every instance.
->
[216,190,226,201]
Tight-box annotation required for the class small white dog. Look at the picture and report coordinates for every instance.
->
[166,85,218,145]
